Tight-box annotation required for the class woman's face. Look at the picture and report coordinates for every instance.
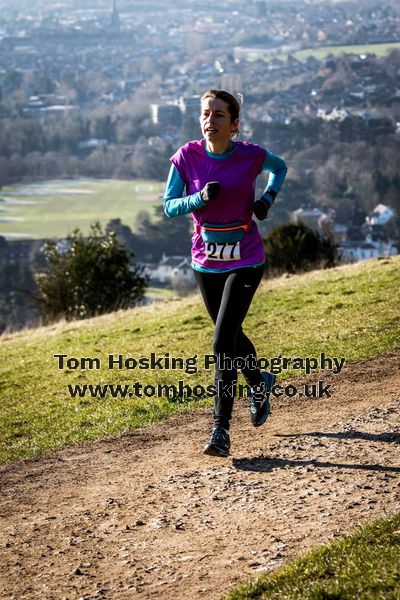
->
[200,97,239,145]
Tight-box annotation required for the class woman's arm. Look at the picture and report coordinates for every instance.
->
[261,150,288,205]
[253,150,288,221]
[163,165,206,218]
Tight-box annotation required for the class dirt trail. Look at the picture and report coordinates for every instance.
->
[1,350,399,600]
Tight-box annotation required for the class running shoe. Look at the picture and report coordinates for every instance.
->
[203,427,231,457]
[249,372,276,427]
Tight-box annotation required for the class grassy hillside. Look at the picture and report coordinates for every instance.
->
[0,256,399,464]
[227,513,400,600]
[0,178,163,239]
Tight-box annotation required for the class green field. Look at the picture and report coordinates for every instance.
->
[292,41,400,61]
[0,178,164,239]
[1,255,399,464]
[245,40,400,63]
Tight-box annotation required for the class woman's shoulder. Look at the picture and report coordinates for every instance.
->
[235,140,267,156]
[170,140,204,179]
[174,139,204,158]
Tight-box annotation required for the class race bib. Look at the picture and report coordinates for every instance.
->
[205,241,241,261]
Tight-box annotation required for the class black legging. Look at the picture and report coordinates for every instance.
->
[194,265,264,430]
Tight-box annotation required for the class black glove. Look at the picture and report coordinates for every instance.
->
[200,181,220,203]
[253,190,276,221]
[253,199,269,220]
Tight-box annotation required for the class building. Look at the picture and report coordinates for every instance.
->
[290,207,326,231]
[147,254,195,287]
[77,138,108,155]
[110,0,121,32]
[365,204,395,226]
[178,95,200,118]
[151,103,182,128]
[338,238,398,263]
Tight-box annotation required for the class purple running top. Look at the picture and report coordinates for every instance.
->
[170,139,267,272]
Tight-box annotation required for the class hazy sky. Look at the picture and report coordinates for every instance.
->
[0,1,122,16]
[0,0,162,9]
[0,0,386,20]
[0,0,351,13]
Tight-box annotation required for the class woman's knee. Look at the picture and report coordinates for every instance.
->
[213,333,236,356]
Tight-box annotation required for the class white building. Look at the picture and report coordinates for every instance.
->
[147,254,195,286]
[365,204,395,226]
[339,238,398,263]
[290,207,325,231]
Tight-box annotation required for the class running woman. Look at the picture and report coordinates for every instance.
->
[163,89,287,457]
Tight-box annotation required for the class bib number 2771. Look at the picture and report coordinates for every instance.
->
[205,241,241,261]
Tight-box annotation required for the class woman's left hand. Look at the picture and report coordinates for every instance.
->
[254,197,270,220]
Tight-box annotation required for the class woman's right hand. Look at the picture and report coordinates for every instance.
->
[200,181,220,203]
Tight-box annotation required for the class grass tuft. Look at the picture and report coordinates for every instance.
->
[225,513,400,600]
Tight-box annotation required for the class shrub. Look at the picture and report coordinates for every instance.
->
[263,222,338,276]
[35,222,148,321]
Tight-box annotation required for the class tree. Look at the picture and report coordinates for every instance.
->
[105,218,137,250]
[152,205,192,258]
[2,70,23,94]
[263,222,338,276]
[91,114,116,141]
[32,74,57,95]
[131,136,171,179]
[373,170,391,199]
[35,223,148,322]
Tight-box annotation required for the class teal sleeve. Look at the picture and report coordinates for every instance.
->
[261,151,288,206]
[163,165,206,217]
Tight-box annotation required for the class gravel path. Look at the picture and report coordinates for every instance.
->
[1,350,399,599]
